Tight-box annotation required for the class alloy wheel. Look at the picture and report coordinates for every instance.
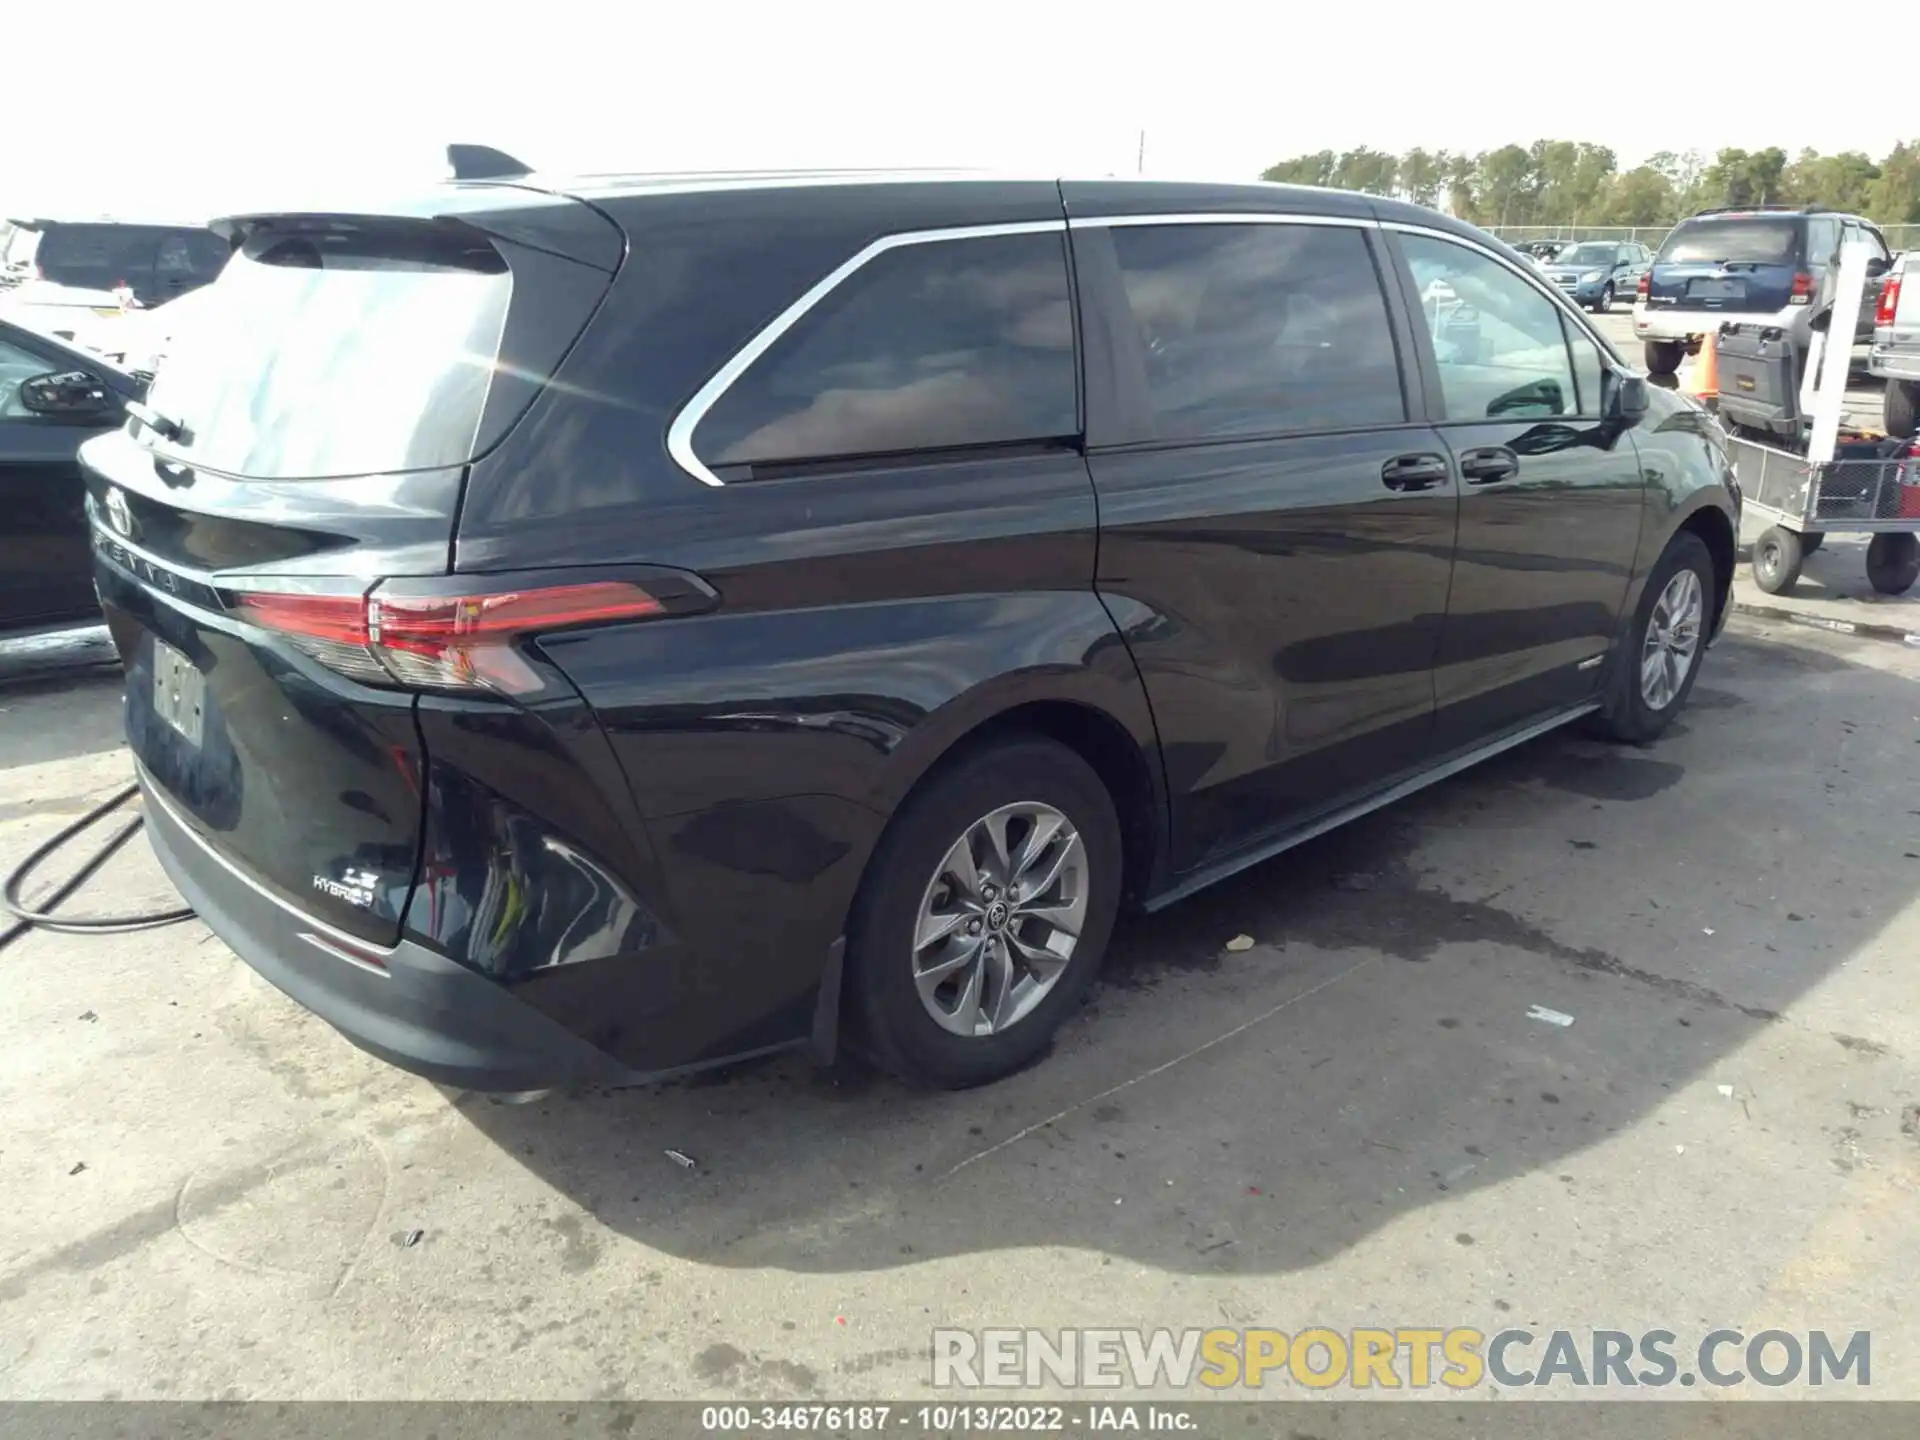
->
[1640,568,1703,711]
[911,802,1089,1037]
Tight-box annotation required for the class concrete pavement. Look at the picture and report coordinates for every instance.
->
[3,618,1919,1401]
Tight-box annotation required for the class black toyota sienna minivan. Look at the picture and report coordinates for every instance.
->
[81,164,1740,1091]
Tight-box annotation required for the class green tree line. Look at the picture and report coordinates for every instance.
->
[1260,141,1920,228]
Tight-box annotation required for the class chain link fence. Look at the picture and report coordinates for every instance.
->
[1485,223,1919,254]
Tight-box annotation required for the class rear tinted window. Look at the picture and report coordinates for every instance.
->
[1659,219,1800,266]
[1108,223,1405,440]
[32,224,225,293]
[144,228,510,479]
[694,230,1077,469]
[1556,243,1619,267]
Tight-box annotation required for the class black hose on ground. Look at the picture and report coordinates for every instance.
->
[0,782,196,953]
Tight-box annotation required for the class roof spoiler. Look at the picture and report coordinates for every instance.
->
[448,144,533,182]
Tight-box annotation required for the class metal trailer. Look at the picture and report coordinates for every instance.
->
[1735,434,1920,596]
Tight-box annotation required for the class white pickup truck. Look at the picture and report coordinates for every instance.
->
[1872,250,1917,436]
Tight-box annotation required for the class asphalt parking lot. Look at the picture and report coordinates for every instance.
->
[6,323,1920,1404]
[1593,310,1920,637]
[5,601,1920,1402]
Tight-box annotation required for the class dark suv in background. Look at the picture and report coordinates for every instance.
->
[82,163,1740,1092]
[1633,205,1892,375]
[3,219,229,306]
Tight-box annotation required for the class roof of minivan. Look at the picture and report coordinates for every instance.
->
[539,168,1494,242]
[210,172,1508,280]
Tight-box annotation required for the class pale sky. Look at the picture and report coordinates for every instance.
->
[9,0,1910,222]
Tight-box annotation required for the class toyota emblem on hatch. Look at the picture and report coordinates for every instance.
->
[105,488,132,538]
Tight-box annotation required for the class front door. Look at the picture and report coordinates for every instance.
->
[1074,215,1459,873]
[0,334,107,632]
[1390,231,1646,749]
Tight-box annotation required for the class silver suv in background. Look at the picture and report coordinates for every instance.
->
[1871,251,1917,436]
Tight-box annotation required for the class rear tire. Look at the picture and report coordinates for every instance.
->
[1592,532,1715,745]
[1751,525,1804,595]
[1888,379,1919,439]
[1645,339,1685,376]
[1866,533,1920,596]
[1800,532,1825,556]
[846,737,1122,1088]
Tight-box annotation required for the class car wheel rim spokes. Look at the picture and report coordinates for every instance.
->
[912,801,1088,1038]
[1640,568,1703,711]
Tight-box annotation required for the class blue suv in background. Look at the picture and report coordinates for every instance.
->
[1540,241,1651,314]
[1633,206,1892,376]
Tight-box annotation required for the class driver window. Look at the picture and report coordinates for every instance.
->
[1402,235,1577,421]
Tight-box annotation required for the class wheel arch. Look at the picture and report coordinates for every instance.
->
[877,695,1165,913]
[1676,503,1737,630]
[938,699,1163,908]
[820,694,1167,1073]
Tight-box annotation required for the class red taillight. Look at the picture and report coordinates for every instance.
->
[1878,274,1903,328]
[1636,271,1650,300]
[234,591,371,645]
[1789,271,1814,305]
[232,581,664,694]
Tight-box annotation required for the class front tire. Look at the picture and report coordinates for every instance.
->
[846,737,1122,1088]
[1645,339,1685,376]
[1594,283,1614,315]
[1751,525,1805,595]
[1592,532,1715,744]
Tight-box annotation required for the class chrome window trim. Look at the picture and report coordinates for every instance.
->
[1068,212,1379,231]
[1381,219,1627,364]
[666,219,1069,489]
[665,210,1609,487]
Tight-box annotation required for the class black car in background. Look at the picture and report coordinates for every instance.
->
[0,318,143,635]
[81,166,1740,1093]
[3,219,229,307]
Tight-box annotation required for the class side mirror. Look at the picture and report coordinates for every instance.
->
[1865,256,1890,279]
[17,370,118,420]
[1613,372,1650,425]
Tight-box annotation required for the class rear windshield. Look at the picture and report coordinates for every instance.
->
[31,223,226,293]
[1556,243,1617,266]
[1659,219,1800,266]
[143,227,511,480]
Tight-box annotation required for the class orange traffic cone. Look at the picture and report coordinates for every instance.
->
[1685,331,1720,401]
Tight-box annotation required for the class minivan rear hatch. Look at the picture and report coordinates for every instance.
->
[82,192,621,944]
[1648,215,1805,315]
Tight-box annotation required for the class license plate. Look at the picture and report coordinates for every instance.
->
[152,638,205,746]
[1689,279,1744,300]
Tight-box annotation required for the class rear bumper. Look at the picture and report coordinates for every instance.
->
[1870,340,1920,382]
[1550,279,1610,306]
[1634,303,1808,346]
[140,770,631,1091]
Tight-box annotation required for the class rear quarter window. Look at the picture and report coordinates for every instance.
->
[691,229,1078,471]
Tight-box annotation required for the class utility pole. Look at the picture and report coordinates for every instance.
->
[1137,130,1146,176]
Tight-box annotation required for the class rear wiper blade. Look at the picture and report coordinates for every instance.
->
[125,399,184,442]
